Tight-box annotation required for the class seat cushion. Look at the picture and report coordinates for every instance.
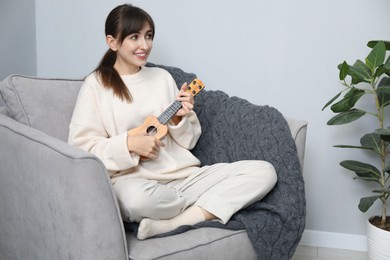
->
[0,75,82,141]
[127,228,257,260]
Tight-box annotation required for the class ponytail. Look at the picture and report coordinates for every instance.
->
[94,49,132,103]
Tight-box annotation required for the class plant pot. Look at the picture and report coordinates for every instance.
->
[367,216,390,260]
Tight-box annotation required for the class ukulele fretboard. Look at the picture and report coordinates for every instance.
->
[157,100,182,125]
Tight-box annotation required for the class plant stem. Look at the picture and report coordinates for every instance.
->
[373,82,388,227]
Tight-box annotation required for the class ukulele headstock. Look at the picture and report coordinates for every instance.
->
[185,79,205,96]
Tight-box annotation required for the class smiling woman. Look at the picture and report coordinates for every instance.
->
[68,3,277,243]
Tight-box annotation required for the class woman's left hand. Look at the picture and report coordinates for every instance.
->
[174,82,194,118]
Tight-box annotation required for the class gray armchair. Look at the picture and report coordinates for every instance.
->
[0,64,307,260]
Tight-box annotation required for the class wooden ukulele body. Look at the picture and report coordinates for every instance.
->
[128,116,168,140]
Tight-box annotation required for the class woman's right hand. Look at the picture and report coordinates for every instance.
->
[126,134,165,160]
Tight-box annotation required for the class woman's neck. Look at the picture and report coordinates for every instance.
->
[114,62,141,75]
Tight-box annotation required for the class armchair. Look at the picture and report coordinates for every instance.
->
[0,64,307,260]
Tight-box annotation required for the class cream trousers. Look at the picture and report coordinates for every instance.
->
[113,160,277,224]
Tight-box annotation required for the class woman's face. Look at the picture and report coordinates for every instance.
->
[108,22,154,75]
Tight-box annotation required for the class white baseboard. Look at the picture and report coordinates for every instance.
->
[299,229,367,252]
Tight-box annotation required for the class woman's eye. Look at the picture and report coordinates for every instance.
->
[129,35,138,40]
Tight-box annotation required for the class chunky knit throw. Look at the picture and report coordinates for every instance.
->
[145,63,306,260]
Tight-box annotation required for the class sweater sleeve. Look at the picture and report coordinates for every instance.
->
[167,110,201,149]
[68,80,140,173]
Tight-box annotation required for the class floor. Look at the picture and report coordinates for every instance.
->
[292,245,368,260]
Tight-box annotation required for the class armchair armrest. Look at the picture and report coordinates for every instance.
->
[284,116,308,170]
[0,114,128,260]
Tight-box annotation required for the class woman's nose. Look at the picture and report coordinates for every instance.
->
[139,38,149,49]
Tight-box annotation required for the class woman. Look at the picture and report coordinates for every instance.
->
[68,3,277,240]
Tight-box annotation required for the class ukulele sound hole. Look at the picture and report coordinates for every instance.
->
[146,126,157,136]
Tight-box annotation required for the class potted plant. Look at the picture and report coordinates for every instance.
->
[322,40,390,259]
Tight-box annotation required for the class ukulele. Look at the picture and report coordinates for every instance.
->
[128,79,205,140]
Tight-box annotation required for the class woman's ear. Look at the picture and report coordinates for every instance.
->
[106,35,118,51]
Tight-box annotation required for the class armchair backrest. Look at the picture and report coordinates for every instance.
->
[0,75,82,142]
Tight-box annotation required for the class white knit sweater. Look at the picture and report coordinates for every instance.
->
[68,66,201,182]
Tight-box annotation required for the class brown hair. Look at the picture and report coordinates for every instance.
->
[94,4,155,102]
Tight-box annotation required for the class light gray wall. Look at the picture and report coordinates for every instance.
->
[0,0,37,80]
[6,0,390,247]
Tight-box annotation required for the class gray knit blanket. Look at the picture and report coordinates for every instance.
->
[142,63,306,259]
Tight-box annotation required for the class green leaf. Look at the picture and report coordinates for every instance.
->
[376,85,390,107]
[322,91,342,111]
[353,176,382,182]
[358,196,380,212]
[376,84,390,107]
[374,127,390,136]
[349,60,371,84]
[327,109,366,125]
[366,41,386,70]
[384,160,390,173]
[339,61,349,80]
[378,77,390,87]
[334,144,371,150]
[340,160,381,180]
[372,189,390,194]
[330,87,365,113]
[385,56,390,71]
[360,133,383,154]
[367,40,390,50]
[374,127,390,142]
[374,64,386,78]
